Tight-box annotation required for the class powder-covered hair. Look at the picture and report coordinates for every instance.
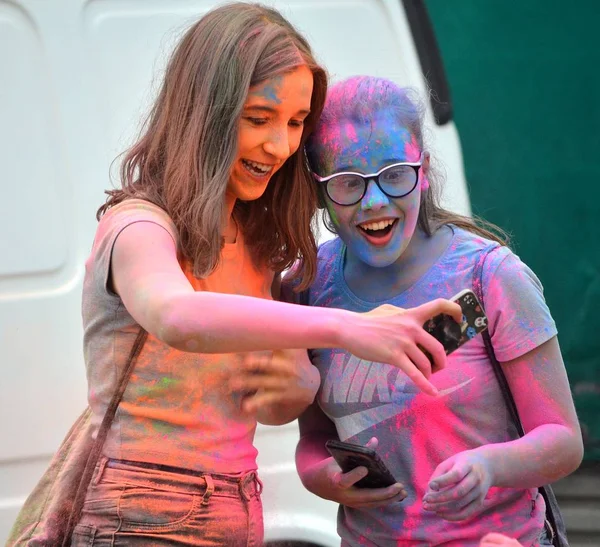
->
[306,75,507,245]
[98,2,328,288]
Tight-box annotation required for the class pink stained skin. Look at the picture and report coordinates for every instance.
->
[479,533,523,546]
[296,406,408,509]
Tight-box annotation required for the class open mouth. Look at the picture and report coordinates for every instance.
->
[358,218,398,237]
[356,218,399,246]
[241,159,273,178]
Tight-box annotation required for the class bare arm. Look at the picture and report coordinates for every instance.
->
[423,336,583,521]
[296,399,340,486]
[295,399,406,506]
[426,336,583,500]
[111,223,346,353]
[476,336,583,487]
[111,222,462,395]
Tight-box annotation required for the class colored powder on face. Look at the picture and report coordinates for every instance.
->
[404,134,421,162]
[251,75,283,104]
[404,134,428,190]
[325,200,340,226]
[344,121,358,144]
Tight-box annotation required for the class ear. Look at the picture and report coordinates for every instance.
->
[421,151,431,191]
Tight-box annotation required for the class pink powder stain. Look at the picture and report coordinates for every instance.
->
[344,121,358,143]
[404,134,421,162]
[401,401,466,538]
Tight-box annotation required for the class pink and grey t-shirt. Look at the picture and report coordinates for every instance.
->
[82,199,274,473]
[282,227,557,546]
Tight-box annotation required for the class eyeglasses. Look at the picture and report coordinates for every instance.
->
[312,153,424,206]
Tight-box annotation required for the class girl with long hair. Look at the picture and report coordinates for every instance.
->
[289,76,582,546]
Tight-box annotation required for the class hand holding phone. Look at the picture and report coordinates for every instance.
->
[325,439,397,489]
[421,289,488,370]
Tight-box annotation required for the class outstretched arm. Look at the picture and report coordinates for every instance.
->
[112,221,462,395]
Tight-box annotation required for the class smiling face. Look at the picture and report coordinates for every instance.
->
[227,65,314,203]
[312,107,427,268]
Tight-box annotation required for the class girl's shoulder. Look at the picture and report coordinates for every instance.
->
[95,198,177,246]
[99,198,173,226]
[450,226,513,270]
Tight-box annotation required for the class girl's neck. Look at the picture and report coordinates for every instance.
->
[343,224,453,302]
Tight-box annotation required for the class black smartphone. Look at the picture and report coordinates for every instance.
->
[325,439,397,489]
[421,289,488,369]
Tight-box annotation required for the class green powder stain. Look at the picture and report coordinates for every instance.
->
[135,377,179,398]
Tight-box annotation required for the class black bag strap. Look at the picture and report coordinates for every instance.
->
[472,245,569,547]
[62,327,148,545]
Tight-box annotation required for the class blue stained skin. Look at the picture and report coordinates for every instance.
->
[250,75,283,105]
[313,108,423,273]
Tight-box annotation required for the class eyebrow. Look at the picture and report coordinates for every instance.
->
[244,105,311,116]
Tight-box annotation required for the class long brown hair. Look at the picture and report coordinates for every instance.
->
[98,3,327,289]
[306,76,509,246]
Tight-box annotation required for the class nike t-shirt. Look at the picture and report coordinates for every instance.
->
[282,226,557,547]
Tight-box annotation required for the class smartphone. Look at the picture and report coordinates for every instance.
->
[325,439,397,489]
[422,289,488,369]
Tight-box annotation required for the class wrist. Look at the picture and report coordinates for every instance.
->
[472,445,499,485]
[319,308,355,350]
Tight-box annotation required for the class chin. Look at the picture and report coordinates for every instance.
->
[361,253,400,268]
[237,188,269,202]
[229,181,271,202]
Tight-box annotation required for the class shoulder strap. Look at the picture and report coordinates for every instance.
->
[472,245,525,436]
[63,327,148,545]
[472,245,568,547]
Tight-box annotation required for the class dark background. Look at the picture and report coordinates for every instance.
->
[426,1,600,459]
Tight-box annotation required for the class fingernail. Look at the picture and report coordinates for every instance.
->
[429,482,439,491]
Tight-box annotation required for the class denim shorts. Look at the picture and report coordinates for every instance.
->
[71,457,264,546]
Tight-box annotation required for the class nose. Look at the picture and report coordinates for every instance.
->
[263,126,291,161]
[361,179,389,210]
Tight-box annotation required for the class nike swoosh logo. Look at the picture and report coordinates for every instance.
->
[437,378,473,396]
[334,378,474,440]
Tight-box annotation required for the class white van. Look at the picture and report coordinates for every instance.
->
[0,0,471,544]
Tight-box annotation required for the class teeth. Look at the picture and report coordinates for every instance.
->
[243,159,272,174]
[360,219,395,231]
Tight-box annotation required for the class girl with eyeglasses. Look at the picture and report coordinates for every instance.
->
[285,76,582,546]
